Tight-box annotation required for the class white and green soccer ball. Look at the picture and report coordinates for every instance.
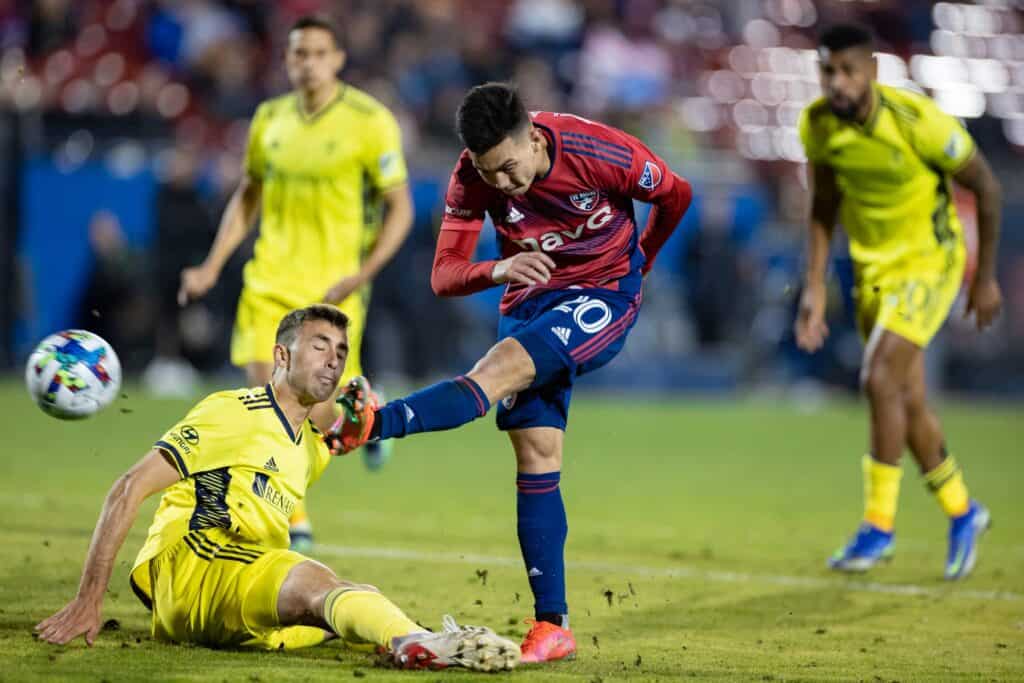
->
[25,330,122,419]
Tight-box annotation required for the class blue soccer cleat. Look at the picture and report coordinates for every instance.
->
[945,500,991,580]
[828,523,894,572]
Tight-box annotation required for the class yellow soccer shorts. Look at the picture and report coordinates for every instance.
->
[143,529,328,649]
[230,287,367,377]
[854,243,966,348]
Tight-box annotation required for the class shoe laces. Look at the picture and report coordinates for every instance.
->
[439,614,488,637]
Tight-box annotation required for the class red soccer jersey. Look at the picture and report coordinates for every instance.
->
[439,111,685,313]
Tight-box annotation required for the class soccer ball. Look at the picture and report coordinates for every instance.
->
[25,330,122,420]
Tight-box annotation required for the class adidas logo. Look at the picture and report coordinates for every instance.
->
[264,457,279,472]
[551,326,572,346]
[527,567,544,577]
[507,206,525,223]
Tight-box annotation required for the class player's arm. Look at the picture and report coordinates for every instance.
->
[34,449,180,646]
[431,225,556,295]
[324,183,413,304]
[636,172,693,275]
[953,151,1003,329]
[795,161,840,352]
[178,172,262,306]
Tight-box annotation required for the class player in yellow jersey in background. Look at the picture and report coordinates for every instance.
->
[35,304,519,672]
[177,15,413,550]
[795,25,1003,579]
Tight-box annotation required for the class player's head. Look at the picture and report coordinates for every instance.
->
[273,305,349,404]
[457,82,547,196]
[286,15,345,95]
[817,23,877,121]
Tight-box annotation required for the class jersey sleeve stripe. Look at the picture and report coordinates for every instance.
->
[155,440,189,478]
[561,131,632,154]
[561,141,632,165]
[562,146,632,170]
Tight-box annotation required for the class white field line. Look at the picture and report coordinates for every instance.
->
[316,543,1022,603]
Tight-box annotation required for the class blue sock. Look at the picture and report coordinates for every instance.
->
[370,376,490,440]
[517,471,568,618]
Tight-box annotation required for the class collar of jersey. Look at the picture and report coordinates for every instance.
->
[854,83,882,134]
[295,82,346,124]
[265,383,302,445]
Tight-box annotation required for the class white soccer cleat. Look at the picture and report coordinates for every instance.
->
[391,615,520,672]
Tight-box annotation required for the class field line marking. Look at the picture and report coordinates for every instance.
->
[316,543,1021,603]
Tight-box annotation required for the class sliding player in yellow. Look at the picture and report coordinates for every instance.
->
[796,24,1003,579]
[35,304,518,672]
[178,15,413,550]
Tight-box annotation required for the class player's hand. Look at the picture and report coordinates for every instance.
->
[794,282,829,352]
[177,263,219,307]
[324,275,365,305]
[492,252,556,287]
[34,596,103,646]
[965,273,1002,331]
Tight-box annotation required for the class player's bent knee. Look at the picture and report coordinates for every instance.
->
[469,338,536,401]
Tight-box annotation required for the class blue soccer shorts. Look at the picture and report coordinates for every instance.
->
[496,285,642,431]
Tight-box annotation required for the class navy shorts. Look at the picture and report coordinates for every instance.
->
[496,284,642,431]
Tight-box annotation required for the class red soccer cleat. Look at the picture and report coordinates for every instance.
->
[519,619,577,663]
[324,376,377,455]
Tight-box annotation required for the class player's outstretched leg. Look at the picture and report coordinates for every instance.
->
[324,339,535,455]
[278,560,519,671]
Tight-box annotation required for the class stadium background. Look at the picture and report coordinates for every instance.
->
[2,3,1024,681]
[1,0,1023,397]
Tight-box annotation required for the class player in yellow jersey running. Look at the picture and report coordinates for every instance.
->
[796,25,1003,579]
[177,15,413,549]
[35,304,519,672]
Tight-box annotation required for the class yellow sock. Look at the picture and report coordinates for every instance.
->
[323,588,423,648]
[924,455,970,518]
[289,499,311,531]
[862,455,902,532]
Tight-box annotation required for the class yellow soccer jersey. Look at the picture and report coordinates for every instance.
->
[243,83,408,307]
[130,385,331,604]
[799,83,975,274]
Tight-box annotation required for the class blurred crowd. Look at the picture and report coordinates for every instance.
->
[2,0,1023,395]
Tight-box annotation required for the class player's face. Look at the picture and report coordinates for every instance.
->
[819,47,876,121]
[470,127,543,196]
[285,320,348,403]
[285,27,344,94]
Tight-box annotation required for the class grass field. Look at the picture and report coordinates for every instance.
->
[1,378,1022,681]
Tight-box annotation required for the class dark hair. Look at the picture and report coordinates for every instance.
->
[819,23,874,53]
[275,304,349,349]
[289,14,342,49]
[456,82,530,154]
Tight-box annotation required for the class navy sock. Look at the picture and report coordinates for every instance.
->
[516,471,568,618]
[370,376,490,440]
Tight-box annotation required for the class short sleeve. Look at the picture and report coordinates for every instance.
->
[439,153,491,232]
[798,105,826,164]
[362,107,409,192]
[243,103,268,180]
[577,123,677,203]
[910,98,975,173]
[154,393,242,479]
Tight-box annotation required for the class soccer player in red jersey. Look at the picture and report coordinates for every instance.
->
[327,82,693,663]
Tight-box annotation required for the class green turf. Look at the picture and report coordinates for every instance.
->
[1,379,1022,681]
